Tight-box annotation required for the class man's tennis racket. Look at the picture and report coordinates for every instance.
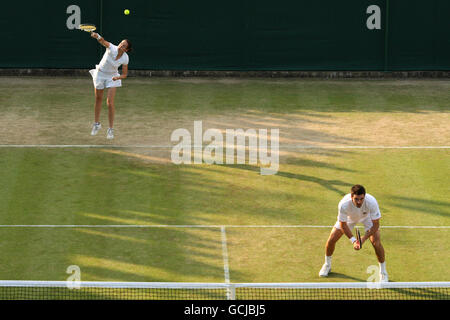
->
[79,24,97,33]
[356,228,362,249]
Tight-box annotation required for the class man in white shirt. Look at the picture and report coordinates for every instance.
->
[319,185,389,282]
[89,32,131,139]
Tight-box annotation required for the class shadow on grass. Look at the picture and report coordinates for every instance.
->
[326,272,365,282]
[69,226,238,282]
[283,158,356,173]
[0,150,250,290]
[387,196,450,219]
[221,164,352,196]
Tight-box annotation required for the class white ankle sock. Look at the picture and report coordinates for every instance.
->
[325,256,332,265]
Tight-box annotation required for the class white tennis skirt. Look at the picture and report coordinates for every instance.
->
[89,65,122,90]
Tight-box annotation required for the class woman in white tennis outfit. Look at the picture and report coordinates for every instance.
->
[89,32,131,139]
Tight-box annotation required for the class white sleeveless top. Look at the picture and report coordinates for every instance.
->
[97,44,129,75]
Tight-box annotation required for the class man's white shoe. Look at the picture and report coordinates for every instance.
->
[91,123,101,136]
[319,263,331,277]
[380,272,389,282]
[107,128,114,140]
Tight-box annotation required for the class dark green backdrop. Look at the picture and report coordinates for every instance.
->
[1,0,449,70]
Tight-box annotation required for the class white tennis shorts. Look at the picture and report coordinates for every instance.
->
[89,66,122,90]
[334,218,373,232]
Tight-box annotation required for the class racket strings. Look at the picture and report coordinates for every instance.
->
[79,24,96,32]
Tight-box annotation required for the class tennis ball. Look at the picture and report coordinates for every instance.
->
[124,9,130,15]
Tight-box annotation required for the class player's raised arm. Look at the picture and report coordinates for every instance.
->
[91,32,110,48]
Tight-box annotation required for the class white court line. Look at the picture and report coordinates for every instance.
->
[221,227,231,285]
[0,145,169,148]
[0,145,448,149]
[284,146,450,149]
[0,225,448,229]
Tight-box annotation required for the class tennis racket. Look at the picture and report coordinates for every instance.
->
[79,24,97,33]
[356,228,362,249]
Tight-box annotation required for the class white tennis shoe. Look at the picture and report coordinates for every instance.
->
[91,123,101,136]
[107,128,114,140]
[319,263,331,277]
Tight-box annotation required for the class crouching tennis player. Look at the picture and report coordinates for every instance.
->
[89,32,132,139]
[319,185,389,282]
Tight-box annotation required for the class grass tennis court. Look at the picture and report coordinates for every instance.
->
[0,77,449,287]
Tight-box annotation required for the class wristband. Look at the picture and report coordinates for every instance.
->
[350,236,356,243]
[96,34,102,40]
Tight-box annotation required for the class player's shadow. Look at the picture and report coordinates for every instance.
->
[276,171,352,195]
[387,196,450,218]
[221,164,352,196]
[326,272,365,282]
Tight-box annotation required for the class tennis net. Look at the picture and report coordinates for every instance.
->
[0,281,448,300]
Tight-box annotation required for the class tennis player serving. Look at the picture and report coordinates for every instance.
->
[319,185,389,282]
[89,32,132,139]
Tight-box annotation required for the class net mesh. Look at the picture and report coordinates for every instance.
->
[0,281,448,300]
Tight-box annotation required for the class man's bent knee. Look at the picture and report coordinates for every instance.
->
[370,232,382,247]
[328,228,343,243]
[371,240,381,248]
